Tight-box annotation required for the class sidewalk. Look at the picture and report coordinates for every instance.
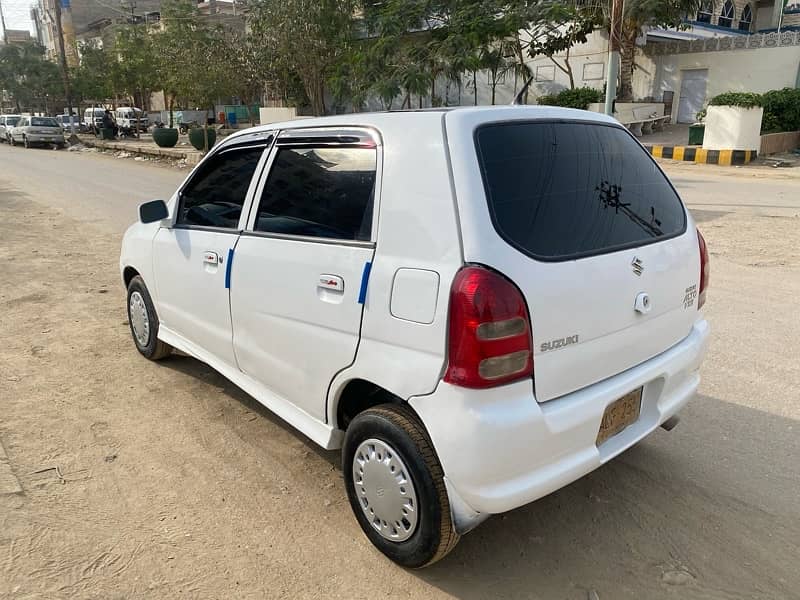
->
[76,133,204,166]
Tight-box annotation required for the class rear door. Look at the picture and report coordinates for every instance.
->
[230,127,379,421]
[448,114,701,402]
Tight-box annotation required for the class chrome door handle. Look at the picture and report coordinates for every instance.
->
[203,251,220,265]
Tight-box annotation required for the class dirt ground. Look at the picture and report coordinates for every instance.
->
[1,155,799,599]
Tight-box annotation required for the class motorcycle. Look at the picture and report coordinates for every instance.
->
[178,120,198,134]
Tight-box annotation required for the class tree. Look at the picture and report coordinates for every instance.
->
[248,0,356,115]
[72,41,114,105]
[614,0,703,100]
[0,43,62,112]
[112,24,159,109]
[153,0,205,126]
[520,1,599,90]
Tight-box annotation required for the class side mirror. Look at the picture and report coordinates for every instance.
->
[139,199,169,224]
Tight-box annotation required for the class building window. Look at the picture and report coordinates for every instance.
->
[718,0,735,27]
[697,1,713,23]
[739,4,753,31]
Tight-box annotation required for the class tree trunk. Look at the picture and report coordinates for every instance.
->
[473,71,477,106]
[618,25,639,102]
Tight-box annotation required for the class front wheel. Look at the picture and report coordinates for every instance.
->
[343,404,459,568]
[9,135,15,146]
[126,275,172,360]
[23,136,29,148]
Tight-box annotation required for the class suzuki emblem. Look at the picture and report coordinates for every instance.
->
[631,256,644,276]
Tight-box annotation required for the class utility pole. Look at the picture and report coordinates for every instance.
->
[604,0,623,116]
[52,0,75,131]
[0,0,8,45]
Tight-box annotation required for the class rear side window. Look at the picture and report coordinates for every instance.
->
[253,146,376,241]
[475,122,686,261]
[177,146,264,229]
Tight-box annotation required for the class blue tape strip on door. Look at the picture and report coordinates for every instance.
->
[357,261,372,304]
[224,248,234,289]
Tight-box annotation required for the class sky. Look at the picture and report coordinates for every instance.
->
[0,0,34,33]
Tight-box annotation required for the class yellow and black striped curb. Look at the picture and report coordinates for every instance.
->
[644,145,756,166]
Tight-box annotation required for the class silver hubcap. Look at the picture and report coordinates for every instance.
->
[129,291,150,347]
[352,438,418,542]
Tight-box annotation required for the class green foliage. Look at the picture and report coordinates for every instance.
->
[0,43,62,112]
[760,88,800,133]
[248,0,356,115]
[72,41,113,103]
[709,92,764,108]
[538,86,602,109]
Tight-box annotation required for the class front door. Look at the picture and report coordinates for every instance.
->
[677,69,708,124]
[230,129,379,421]
[152,143,268,367]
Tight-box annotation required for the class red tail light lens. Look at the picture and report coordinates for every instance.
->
[698,230,710,309]
[444,266,533,389]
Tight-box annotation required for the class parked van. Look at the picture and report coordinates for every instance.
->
[115,107,148,132]
[83,107,106,132]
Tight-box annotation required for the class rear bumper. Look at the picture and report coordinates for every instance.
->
[26,134,65,143]
[410,319,709,518]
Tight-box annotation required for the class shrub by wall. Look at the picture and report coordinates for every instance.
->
[710,89,800,134]
[538,87,603,110]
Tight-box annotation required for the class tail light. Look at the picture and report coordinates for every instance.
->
[444,265,533,389]
[698,229,710,309]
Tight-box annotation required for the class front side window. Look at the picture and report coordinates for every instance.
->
[719,0,735,27]
[475,121,686,261]
[253,146,376,241]
[177,146,265,229]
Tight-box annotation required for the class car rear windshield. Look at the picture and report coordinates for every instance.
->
[475,121,686,261]
[31,117,59,127]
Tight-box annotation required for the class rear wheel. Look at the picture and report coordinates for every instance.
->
[343,404,459,568]
[126,276,172,361]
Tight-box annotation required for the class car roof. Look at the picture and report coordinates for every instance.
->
[222,105,620,145]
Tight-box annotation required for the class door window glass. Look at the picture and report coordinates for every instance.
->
[254,146,376,241]
[177,146,264,229]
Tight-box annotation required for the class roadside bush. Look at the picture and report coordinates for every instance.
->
[538,87,603,110]
[708,91,763,108]
[760,88,800,133]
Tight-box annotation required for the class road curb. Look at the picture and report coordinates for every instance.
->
[77,137,203,166]
[644,144,756,166]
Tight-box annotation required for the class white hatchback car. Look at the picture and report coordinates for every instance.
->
[120,106,710,567]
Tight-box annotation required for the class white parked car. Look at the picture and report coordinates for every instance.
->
[0,114,21,142]
[9,116,66,149]
[120,106,710,567]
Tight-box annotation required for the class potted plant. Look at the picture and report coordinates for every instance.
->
[703,92,764,151]
[188,124,216,151]
[689,108,706,145]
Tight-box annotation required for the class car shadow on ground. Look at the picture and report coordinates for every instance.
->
[159,353,340,469]
[156,354,798,600]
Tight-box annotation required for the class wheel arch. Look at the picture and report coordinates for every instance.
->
[333,378,414,432]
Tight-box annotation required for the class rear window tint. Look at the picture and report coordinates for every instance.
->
[475,121,686,261]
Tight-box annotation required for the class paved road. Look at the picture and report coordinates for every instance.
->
[1,143,799,599]
[1,143,799,235]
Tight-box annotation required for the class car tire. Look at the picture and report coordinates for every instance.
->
[23,136,29,148]
[343,403,460,568]
[9,135,15,146]
[126,275,172,361]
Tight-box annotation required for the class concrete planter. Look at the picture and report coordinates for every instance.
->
[188,127,216,152]
[152,127,179,148]
[703,105,763,151]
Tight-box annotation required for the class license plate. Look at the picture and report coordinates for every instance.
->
[596,387,642,446]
